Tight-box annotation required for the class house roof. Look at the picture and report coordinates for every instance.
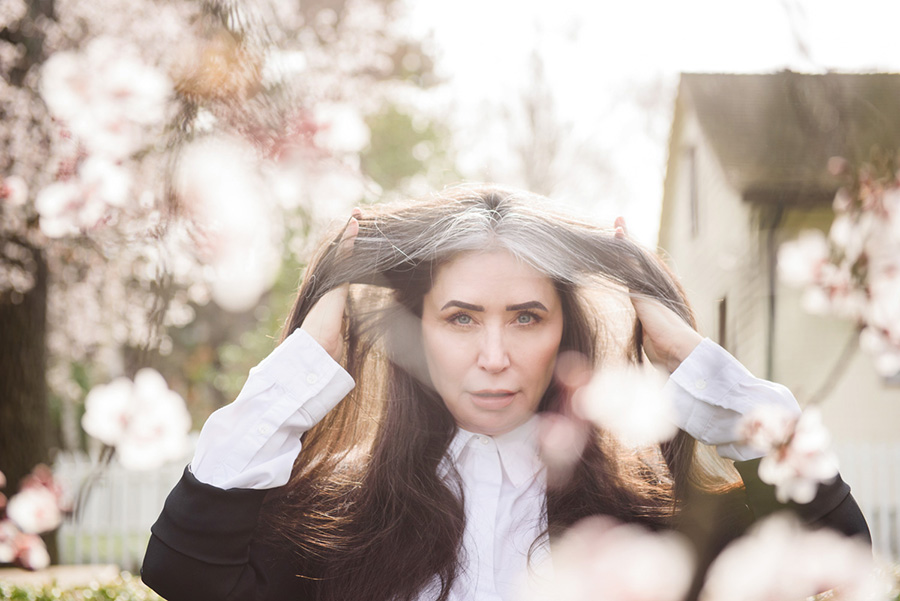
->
[680,71,900,204]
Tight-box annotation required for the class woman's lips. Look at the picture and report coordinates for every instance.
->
[468,390,517,409]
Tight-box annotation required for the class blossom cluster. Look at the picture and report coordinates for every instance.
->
[778,164,900,377]
[737,406,839,504]
[524,513,888,601]
[0,466,69,570]
[82,368,192,471]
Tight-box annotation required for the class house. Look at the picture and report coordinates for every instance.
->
[658,72,900,557]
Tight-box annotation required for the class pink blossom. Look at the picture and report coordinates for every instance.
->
[700,514,888,601]
[82,368,192,470]
[40,37,172,159]
[777,230,829,287]
[0,175,28,206]
[176,136,282,312]
[0,520,17,563]
[860,327,900,378]
[522,516,695,601]
[313,103,371,155]
[738,407,838,504]
[574,366,677,448]
[35,158,132,238]
[14,533,50,570]
[6,486,62,534]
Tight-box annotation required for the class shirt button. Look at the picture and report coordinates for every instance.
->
[479,436,489,445]
[257,424,271,435]
[306,373,318,384]
[694,378,707,390]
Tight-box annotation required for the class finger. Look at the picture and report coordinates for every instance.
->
[614,216,627,239]
[338,212,360,256]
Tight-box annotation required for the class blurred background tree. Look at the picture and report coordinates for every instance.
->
[0,0,453,500]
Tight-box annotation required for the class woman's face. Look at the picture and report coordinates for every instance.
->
[421,249,564,436]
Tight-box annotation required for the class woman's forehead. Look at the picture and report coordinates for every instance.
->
[426,250,558,305]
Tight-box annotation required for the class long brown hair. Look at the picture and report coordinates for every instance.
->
[262,184,735,601]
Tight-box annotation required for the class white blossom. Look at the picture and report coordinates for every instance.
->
[176,136,282,312]
[860,326,900,378]
[575,366,677,448]
[1,175,28,206]
[738,407,838,504]
[522,516,695,601]
[6,486,62,534]
[0,520,17,563]
[15,533,51,570]
[40,36,172,159]
[700,514,889,601]
[777,230,829,287]
[314,103,371,155]
[82,368,192,470]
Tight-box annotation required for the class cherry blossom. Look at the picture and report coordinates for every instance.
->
[14,533,51,570]
[35,157,133,238]
[0,175,28,206]
[522,516,695,601]
[313,103,371,155]
[0,519,18,563]
[737,406,838,504]
[175,135,283,312]
[777,229,829,288]
[574,366,677,448]
[40,36,173,160]
[700,514,888,601]
[779,165,900,377]
[82,368,192,470]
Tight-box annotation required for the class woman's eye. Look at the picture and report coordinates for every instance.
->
[452,313,472,325]
[516,312,538,324]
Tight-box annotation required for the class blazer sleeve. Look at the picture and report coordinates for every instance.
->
[734,458,871,541]
[141,467,313,601]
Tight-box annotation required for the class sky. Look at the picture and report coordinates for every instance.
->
[403,0,900,245]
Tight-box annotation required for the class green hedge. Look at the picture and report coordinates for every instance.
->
[0,572,162,601]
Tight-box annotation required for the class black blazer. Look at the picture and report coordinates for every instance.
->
[141,460,870,601]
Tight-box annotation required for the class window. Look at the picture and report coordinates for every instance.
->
[685,147,699,238]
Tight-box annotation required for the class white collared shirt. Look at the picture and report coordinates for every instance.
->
[191,329,800,600]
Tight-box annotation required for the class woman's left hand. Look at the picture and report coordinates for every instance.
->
[615,217,703,373]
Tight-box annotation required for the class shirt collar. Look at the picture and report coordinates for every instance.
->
[444,415,544,489]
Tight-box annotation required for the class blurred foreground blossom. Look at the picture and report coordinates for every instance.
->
[522,516,694,601]
[574,366,677,448]
[40,36,173,159]
[82,368,192,470]
[700,514,888,601]
[6,487,61,535]
[737,406,838,504]
[0,466,68,570]
[778,168,900,377]
[176,136,282,312]
[35,157,133,238]
[537,413,589,486]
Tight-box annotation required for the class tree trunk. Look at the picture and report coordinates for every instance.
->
[0,240,52,503]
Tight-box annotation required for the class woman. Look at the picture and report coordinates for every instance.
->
[141,184,869,601]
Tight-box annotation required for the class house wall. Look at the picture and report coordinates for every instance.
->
[659,106,768,378]
[772,209,900,441]
[660,102,900,444]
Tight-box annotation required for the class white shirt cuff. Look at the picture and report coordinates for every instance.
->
[190,328,355,489]
[664,338,801,461]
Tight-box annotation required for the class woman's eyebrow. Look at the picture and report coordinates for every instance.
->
[441,300,483,311]
[506,301,548,312]
[439,300,549,312]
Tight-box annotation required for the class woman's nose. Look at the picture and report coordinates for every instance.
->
[477,328,510,373]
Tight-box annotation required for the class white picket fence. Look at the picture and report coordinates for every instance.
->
[52,442,900,571]
[54,452,188,572]
[833,442,900,561]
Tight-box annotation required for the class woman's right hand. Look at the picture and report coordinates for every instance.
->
[300,211,360,362]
